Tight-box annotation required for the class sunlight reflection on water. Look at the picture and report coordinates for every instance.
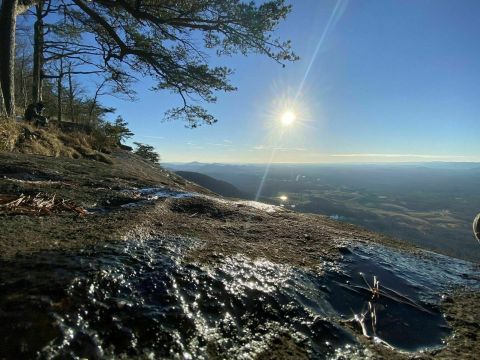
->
[0,238,478,359]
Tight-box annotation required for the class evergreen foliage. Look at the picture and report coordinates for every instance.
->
[103,116,134,147]
[133,142,160,164]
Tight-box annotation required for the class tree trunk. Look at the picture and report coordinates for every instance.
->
[0,82,5,117]
[20,51,28,109]
[88,97,96,124]
[0,0,18,118]
[32,0,44,103]
[57,60,63,122]
[89,80,105,124]
[15,48,28,110]
[67,65,75,122]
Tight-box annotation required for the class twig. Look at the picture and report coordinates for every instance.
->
[0,193,87,216]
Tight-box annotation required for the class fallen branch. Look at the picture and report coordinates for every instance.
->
[0,193,88,216]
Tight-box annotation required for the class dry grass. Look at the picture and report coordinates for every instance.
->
[0,119,21,152]
[0,119,113,163]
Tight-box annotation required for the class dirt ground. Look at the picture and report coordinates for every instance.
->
[0,150,478,359]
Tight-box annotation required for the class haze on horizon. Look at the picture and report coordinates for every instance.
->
[110,0,479,164]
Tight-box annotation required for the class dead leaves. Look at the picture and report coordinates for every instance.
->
[0,193,87,216]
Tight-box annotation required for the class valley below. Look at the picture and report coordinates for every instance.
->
[168,162,480,263]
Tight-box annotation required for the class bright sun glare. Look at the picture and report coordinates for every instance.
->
[281,110,296,126]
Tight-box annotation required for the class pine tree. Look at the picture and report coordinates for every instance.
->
[133,142,159,164]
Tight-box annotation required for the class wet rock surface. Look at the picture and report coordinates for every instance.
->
[0,151,479,359]
[0,238,478,359]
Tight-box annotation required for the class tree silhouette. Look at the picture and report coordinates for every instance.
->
[0,0,297,124]
[133,142,159,164]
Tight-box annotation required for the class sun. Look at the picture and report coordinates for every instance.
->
[281,110,296,126]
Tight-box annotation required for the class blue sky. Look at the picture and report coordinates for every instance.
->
[105,0,480,163]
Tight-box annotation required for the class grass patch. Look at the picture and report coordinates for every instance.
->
[0,120,113,164]
[0,119,21,152]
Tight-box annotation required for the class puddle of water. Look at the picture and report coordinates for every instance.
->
[325,243,480,351]
[0,239,477,359]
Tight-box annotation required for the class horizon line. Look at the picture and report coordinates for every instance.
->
[163,160,480,165]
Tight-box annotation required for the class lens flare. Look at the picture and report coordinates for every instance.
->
[281,111,296,127]
[255,0,348,201]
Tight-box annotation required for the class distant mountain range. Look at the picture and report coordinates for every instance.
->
[175,171,245,199]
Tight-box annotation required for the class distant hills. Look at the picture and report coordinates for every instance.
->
[175,171,245,199]
[168,162,480,262]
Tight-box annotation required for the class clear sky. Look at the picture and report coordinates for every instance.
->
[105,0,480,163]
